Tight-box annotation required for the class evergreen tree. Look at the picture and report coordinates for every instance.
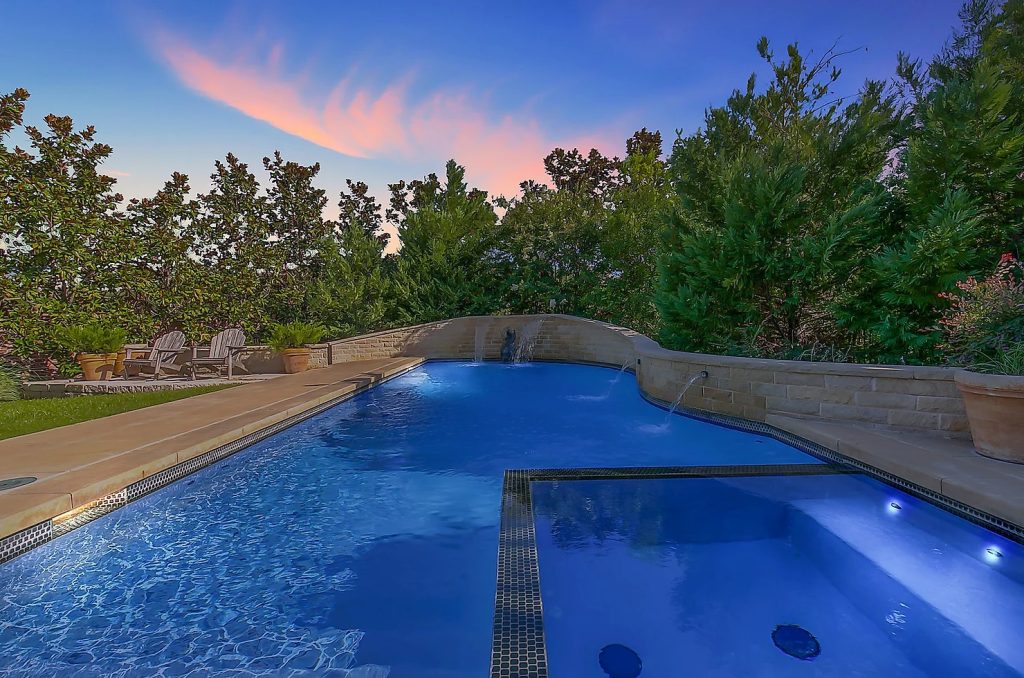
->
[847,0,1024,361]
[305,184,391,335]
[390,161,499,322]
[656,40,905,357]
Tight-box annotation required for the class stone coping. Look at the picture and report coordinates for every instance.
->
[0,357,423,541]
[767,415,1024,528]
[341,314,959,379]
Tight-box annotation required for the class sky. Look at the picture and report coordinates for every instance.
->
[3,0,963,249]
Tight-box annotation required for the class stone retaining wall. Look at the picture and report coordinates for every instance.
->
[328,314,968,436]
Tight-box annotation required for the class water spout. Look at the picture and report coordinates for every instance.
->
[663,370,709,422]
[512,319,544,363]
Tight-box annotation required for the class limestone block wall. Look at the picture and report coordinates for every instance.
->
[328,314,968,435]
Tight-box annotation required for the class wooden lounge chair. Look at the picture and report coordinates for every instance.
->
[185,328,246,380]
[122,331,187,380]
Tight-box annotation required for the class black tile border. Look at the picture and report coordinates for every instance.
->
[0,361,422,565]
[489,463,852,678]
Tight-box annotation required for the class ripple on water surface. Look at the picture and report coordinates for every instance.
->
[0,362,815,676]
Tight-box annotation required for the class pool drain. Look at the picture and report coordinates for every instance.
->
[772,624,820,660]
[599,643,642,677]
[0,477,36,492]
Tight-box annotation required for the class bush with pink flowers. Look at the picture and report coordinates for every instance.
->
[940,254,1024,374]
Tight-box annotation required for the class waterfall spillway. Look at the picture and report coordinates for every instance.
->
[473,319,493,363]
[512,319,544,363]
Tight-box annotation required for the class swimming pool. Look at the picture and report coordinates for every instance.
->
[0,362,1019,676]
[533,474,1024,676]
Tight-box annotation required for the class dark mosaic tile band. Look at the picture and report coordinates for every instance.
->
[0,363,421,565]
[0,520,51,564]
[491,470,549,678]
[527,463,853,481]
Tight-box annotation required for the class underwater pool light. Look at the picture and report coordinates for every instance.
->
[985,547,1004,563]
[886,501,902,514]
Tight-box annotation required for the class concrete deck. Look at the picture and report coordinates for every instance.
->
[0,357,423,540]
[769,414,1024,527]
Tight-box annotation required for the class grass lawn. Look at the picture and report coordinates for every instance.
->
[0,386,234,441]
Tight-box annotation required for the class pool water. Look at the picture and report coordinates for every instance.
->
[533,475,1024,677]
[0,362,1017,676]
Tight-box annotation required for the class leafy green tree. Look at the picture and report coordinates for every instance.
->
[584,131,674,335]
[656,40,905,357]
[390,160,499,322]
[847,0,1024,361]
[262,152,334,323]
[184,154,275,337]
[305,183,391,335]
[122,172,203,339]
[0,88,137,368]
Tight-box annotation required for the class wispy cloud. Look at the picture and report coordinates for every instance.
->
[149,27,618,196]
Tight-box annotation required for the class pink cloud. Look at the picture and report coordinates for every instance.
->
[150,28,618,196]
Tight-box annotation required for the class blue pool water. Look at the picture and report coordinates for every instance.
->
[533,475,1024,677]
[0,363,810,676]
[0,361,1018,676]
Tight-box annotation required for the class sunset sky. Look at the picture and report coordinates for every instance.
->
[4,0,962,229]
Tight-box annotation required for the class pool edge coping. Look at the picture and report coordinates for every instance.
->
[0,358,424,565]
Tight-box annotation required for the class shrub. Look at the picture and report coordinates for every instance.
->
[61,323,128,355]
[939,253,1024,373]
[0,364,19,401]
[266,322,326,351]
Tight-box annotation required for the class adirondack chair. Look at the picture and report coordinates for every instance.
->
[122,331,187,380]
[185,328,246,380]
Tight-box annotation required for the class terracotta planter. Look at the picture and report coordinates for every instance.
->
[281,348,311,374]
[955,370,1024,463]
[113,349,127,377]
[77,352,117,381]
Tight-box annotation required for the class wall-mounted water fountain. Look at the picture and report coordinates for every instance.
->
[513,318,544,363]
[473,318,493,363]
[499,318,547,364]
[654,370,709,428]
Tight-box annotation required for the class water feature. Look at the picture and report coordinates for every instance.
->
[666,370,709,420]
[512,318,544,363]
[569,362,633,402]
[473,319,492,363]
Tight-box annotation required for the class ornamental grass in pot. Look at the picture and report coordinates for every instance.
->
[942,255,1024,462]
[267,322,326,374]
[62,323,128,381]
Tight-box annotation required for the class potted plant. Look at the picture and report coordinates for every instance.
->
[266,322,326,374]
[62,323,128,381]
[942,254,1024,462]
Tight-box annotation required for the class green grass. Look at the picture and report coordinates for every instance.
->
[0,386,234,441]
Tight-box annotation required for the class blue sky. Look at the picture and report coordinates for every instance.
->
[3,0,963,216]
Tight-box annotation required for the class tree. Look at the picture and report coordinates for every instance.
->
[185,154,275,337]
[122,172,203,339]
[390,160,500,322]
[262,152,333,323]
[305,183,391,335]
[656,39,905,357]
[0,88,138,368]
[846,0,1024,362]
